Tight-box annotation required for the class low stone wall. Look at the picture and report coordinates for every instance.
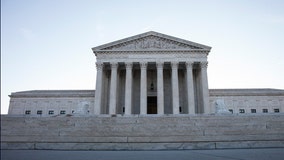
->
[1,114,284,150]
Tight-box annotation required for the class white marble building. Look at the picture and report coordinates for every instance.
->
[7,31,284,116]
[92,31,211,115]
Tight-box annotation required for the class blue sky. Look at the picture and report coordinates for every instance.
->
[1,0,284,114]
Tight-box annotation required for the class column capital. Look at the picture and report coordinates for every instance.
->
[200,61,208,68]
[125,62,133,69]
[156,62,164,69]
[140,62,148,69]
[185,61,194,68]
[96,62,104,70]
[171,61,179,69]
[110,62,118,68]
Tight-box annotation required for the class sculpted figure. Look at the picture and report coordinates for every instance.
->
[73,101,89,115]
[215,99,231,114]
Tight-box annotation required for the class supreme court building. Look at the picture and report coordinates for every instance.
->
[7,31,284,115]
[92,31,211,115]
[4,31,284,151]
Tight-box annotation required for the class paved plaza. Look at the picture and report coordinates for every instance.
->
[2,148,284,160]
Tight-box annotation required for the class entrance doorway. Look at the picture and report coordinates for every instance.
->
[147,97,157,114]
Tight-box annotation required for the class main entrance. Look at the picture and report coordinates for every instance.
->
[147,96,157,114]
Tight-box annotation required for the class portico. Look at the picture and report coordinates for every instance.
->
[92,31,212,115]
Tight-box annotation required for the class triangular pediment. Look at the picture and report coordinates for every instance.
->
[92,31,211,53]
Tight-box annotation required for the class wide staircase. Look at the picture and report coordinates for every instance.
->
[1,114,284,150]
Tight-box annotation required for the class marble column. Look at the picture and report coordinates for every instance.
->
[186,61,195,114]
[157,62,164,114]
[109,62,118,115]
[124,62,133,115]
[201,62,210,114]
[94,62,103,115]
[140,62,147,114]
[171,62,180,114]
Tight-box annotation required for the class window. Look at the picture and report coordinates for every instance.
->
[25,110,31,115]
[251,109,256,113]
[37,110,42,115]
[229,109,233,113]
[48,110,54,115]
[263,109,268,113]
[239,109,245,113]
[274,109,279,113]
[60,110,66,114]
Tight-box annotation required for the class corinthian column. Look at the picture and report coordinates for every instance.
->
[94,62,103,115]
[109,62,118,115]
[201,62,210,114]
[140,62,147,114]
[124,62,133,115]
[171,62,180,114]
[186,61,195,114]
[157,62,164,114]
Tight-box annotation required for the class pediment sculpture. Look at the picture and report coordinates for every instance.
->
[101,35,202,50]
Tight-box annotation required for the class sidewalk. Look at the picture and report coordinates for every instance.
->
[2,148,284,160]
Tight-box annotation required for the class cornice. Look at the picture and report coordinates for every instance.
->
[94,49,210,55]
[9,90,95,98]
[209,89,284,97]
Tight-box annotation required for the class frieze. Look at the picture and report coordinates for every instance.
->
[97,52,208,61]
[97,58,207,64]
[101,35,202,50]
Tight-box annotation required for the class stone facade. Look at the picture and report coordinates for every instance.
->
[8,89,284,115]
[8,90,95,116]
[7,31,284,116]
[4,31,284,150]
[92,31,211,115]
[210,89,284,114]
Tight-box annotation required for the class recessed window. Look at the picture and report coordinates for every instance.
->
[37,110,42,115]
[251,109,256,113]
[60,110,66,114]
[229,109,233,113]
[239,109,245,113]
[25,110,31,115]
[274,109,279,113]
[48,110,54,115]
[263,109,268,113]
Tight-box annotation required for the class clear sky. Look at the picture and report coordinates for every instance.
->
[1,0,284,114]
